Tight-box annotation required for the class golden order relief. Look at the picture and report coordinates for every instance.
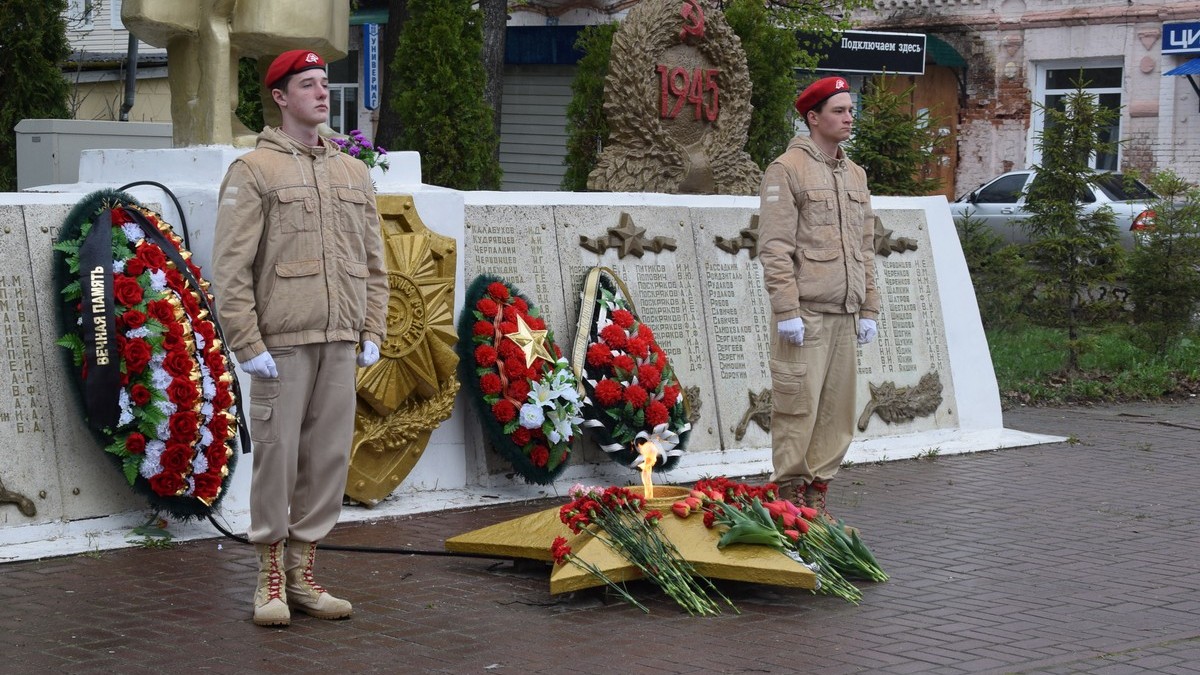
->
[347,195,459,506]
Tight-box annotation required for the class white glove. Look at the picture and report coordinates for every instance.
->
[357,340,380,367]
[857,318,878,345]
[777,317,805,345]
[241,351,277,378]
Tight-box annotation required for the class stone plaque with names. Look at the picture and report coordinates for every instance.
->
[689,207,773,450]
[463,204,574,475]
[1,203,143,526]
[554,205,720,457]
[857,208,958,435]
[463,204,570,347]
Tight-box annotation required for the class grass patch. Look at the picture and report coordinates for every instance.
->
[987,325,1200,405]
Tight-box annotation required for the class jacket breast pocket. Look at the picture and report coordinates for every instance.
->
[335,186,370,232]
[272,187,320,233]
[800,189,836,226]
[847,190,869,230]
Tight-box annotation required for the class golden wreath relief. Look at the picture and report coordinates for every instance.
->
[347,196,459,505]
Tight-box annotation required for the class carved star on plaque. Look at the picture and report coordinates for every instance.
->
[504,314,554,368]
[873,216,919,257]
[612,212,646,257]
[714,214,761,258]
[579,212,678,259]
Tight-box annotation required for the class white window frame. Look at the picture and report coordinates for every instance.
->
[66,0,95,29]
[1027,58,1124,171]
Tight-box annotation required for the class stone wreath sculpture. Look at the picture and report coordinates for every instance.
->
[587,0,762,195]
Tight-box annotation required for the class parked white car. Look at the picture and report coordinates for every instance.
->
[949,170,1157,249]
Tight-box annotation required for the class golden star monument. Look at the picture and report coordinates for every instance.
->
[504,314,554,367]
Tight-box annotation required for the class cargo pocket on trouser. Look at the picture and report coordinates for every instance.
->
[770,360,810,417]
[249,377,280,445]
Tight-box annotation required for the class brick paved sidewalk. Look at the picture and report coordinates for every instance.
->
[2,400,1198,674]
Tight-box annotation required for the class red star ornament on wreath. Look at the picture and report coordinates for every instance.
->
[457,275,583,485]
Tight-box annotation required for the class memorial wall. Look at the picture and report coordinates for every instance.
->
[463,192,992,483]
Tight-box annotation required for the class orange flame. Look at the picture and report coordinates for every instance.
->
[638,441,658,499]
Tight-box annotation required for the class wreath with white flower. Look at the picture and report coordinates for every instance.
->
[54,190,245,520]
[457,276,583,485]
[571,267,690,471]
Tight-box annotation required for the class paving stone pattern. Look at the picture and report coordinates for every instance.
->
[3,401,1199,674]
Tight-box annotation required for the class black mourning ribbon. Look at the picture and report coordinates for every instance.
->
[78,209,121,432]
[122,207,254,455]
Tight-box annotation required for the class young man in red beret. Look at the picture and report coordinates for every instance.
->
[758,75,880,516]
[213,49,389,627]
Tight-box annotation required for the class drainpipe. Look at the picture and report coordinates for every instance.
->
[120,33,138,121]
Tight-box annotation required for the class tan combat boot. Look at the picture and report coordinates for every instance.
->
[253,541,290,627]
[285,540,352,620]
[805,481,859,536]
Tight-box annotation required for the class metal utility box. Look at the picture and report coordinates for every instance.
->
[15,119,172,190]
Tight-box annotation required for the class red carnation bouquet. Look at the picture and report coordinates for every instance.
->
[55,192,241,519]
[572,268,690,470]
[457,276,582,485]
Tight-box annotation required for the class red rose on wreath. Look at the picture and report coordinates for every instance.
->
[530,445,550,467]
[124,257,147,277]
[113,274,144,306]
[205,444,227,467]
[212,385,233,410]
[160,443,192,473]
[149,473,185,496]
[168,378,199,408]
[125,432,147,454]
[169,411,200,440]
[162,330,186,354]
[136,243,167,269]
[123,338,153,374]
[148,298,175,323]
[193,472,222,499]
[122,309,147,329]
[195,319,217,343]
[129,383,152,406]
[209,414,230,440]
[111,207,133,225]
[164,350,194,377]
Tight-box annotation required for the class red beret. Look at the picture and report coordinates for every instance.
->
[794,76,851,116]
[265,49,326,90]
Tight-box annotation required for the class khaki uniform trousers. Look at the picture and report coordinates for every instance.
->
[769,308,857,488]
[246,341,356,545]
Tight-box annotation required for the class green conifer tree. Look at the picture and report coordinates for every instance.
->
[845,76,945,196]
[0,0,71,191]
[723,0,800,170]
[561,23,618,191]
[385,0,501,189]
[1023,78,1124,371]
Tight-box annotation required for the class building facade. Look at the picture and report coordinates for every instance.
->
[62,1,1200,193]
[861,0,1200,193]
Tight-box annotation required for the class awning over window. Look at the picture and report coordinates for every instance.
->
[927,35,966,69]
[1164,58,1200,76]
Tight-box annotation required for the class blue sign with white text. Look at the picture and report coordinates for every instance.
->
[363,23,380,110]
[1163,22,1200,55]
